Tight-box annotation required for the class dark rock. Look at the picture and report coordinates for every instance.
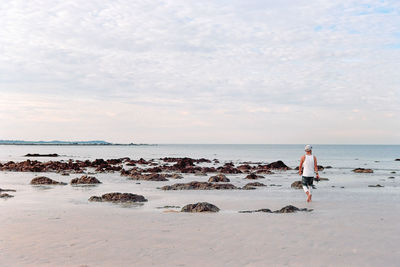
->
[265,160,290,170]
[30,176,67,185]
[89,192,147,203]
[391,171,396,174]
[71,175,101,184]
[237,164,252,173]
[244,182,266,187]
[24,153,59,157]
[208,174,230,182]
[0,188,16,192]
[195,172,208,176]
[353,168,373,173]
[368,184,384,187]
[319,177,329,181]
[395,159,400,161]
[245,173,264,180]
[161,181,237,190]
[165,173,183,179]
[269,184,282,187]
[128,173,168,181]
[181,202,220,213]
[291,181,303,189]
[388,177,395,179]
[0,193,14,198]
[325,166,332,169]
[239,209,272,213]
[145,167,162,173]
[242,182,266,190]
[156,205,181,209]
[173,158,195,169]
[274,205,312,213]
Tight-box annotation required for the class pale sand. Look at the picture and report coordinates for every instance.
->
[1,196,399,267]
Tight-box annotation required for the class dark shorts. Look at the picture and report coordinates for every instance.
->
[302,176,314,186]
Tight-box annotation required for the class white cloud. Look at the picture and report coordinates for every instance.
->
[0,0,399,143]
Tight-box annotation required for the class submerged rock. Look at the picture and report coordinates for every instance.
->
[161,181,237,190]
[352,168,373,173]
[0,188,16,192]
[0,193,14,198]
[245,173,264,180]
[165,173,183,179]
[71,175,101,184]
[208,174,230,183]
[128,173,168,181]
[89,192,147,203]
[368,184,384,187]
[291,181,303,189]
[181,202,220,212]
[24,153,59,157]
[242,182,266,190]
[239,205,312,213]
[30,176,67,185]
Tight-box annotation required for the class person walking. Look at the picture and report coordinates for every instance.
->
[298,145,320,202]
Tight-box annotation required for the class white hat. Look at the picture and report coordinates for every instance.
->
[305,145,312,151]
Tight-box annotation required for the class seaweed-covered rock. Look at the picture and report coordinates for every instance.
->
[274,205,311,213]
[24,153,59,157]
[181,202,220,212]
[353,168,373,173]
[0,193,14,198]
[265,160,290,170]
[291,181,303,189]
[242,182,266,190]
[71,175,102,184]
[161,181,237,190]
[30,176,67,185]
[89,192,147,203]
[208,174,230,183]
[245,173,264,180]
[128,173,168,181]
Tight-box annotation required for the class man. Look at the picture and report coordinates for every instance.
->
[298,145,320,202]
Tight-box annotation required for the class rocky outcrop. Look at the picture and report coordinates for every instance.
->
[89,193,147,203]
[30,176,67,185]
[245,173,264,180]
[70,175,101,185]
[216,163,242,174]
[181,202,220,212]
[208,174,230,183]
[291,181,303,189]
[161,181,237,190]
[128,173,168,181]
[265,160,290,170]
[239,205,312,213]
[353,168,373,173]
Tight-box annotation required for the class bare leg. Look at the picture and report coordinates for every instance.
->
[303,186,311,202]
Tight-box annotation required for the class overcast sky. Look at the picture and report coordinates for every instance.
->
[0,0,399,144]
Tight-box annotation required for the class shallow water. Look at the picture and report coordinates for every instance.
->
[0,144,399,266]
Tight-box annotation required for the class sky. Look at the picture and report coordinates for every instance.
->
[0,0,399,144]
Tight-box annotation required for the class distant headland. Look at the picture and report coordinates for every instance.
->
[0,140,153,146]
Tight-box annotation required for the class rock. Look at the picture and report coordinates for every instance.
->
[319,177,329,181]
[89,192,147,203]
[0,188,16,192]
[245,173,264,180]
[274,205,312,213]
[156,205,181,209]
[173,158,195,169]
[239,209,272,213]
[208,174,230,183]
[128,173,168,181]
[181,202,220,212]
[291,181,303,189]
[165,173,183,179]
[30,176,67,185]
[325,166,332,169]
[0,193,14,198]
[388,177,395,179]
[239,205,312,213]
[242,182,266,190]
[395,159,400,161]
[269,184,282,187]
[391,171,396,174]
[352,168,373,173]
[161,181,238,190]
[265,160,290,170]
[24,153,59,157]
[368,184,384,187]
[71,175,102,184]
[194,172,208,176]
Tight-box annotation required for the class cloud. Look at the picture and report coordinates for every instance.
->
[0,0,399,143]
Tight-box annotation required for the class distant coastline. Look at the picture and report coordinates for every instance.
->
[0,140,154,146]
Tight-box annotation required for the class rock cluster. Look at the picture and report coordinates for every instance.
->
[161,181,237,190]
[89,192,147,203]
[208,174,230,183]
[239,205,312,213]
[181,202,220,212]
[30,176,67,185]
[352,168,373,173]
[70,175,101,184]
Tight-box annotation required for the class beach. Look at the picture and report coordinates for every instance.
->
[1,144,399,266]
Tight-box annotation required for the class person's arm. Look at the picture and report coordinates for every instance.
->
[314,156,320,179]
[299,156,305,176]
